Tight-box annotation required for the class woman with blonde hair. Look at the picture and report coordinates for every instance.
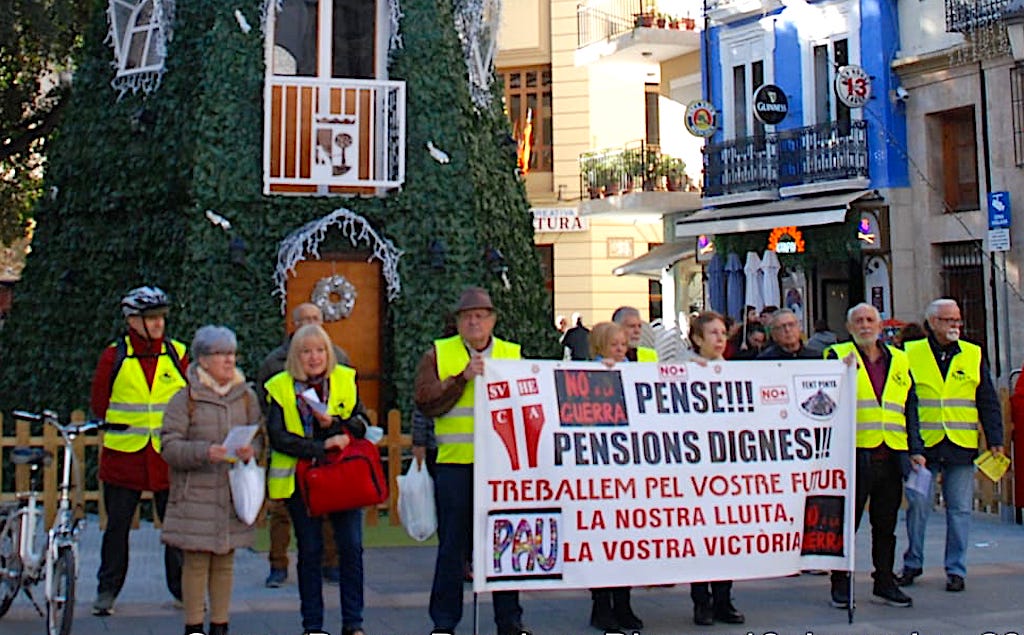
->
[585,321,644,632]
[265,324,370,635]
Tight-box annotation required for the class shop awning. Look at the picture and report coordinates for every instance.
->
[613,241,694,277]
[675,190,874,238]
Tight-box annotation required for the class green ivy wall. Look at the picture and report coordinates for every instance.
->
[0,0,558,420]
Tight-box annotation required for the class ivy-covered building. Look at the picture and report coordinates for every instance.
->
[0,0,556,418]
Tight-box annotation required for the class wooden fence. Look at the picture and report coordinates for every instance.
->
[0,409,411,529]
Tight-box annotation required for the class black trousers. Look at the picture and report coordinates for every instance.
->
[832,448,904,589]
[690,580,732,607]
[97,483,183,600]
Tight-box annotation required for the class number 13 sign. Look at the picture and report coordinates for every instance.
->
[834,65,872,108]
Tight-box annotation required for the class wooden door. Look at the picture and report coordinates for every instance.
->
[285,258,383,419]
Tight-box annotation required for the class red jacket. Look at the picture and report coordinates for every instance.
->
[90,330,189,491]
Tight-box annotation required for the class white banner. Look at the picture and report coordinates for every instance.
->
[472,359,857,593]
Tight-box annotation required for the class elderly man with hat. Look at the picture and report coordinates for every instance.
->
[89,286,187,616]
[414,287,528,635]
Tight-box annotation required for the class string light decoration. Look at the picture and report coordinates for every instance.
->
[274,208,403,313]
[453,0,503,108]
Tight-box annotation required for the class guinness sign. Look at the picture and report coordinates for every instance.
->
[752,84,789,125]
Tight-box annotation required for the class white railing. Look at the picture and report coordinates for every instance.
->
[264,76,406,194]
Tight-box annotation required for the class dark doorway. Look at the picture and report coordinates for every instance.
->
[940,241,988,346]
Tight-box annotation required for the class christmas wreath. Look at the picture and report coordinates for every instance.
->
[311,275,357,321]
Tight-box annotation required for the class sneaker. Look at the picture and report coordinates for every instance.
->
[946,574,965,592]
[92,591,116,616]
[896,567,922,587]
[872,585,912,607]
[322,566,341,585]
[265,568,287,588]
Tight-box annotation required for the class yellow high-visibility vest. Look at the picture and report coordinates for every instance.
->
[905,339,982,449]
[826,341,912,450]
[265,365,358,499]
[103,337,187,453]
[435,335,521,464]
[637,346,659,362]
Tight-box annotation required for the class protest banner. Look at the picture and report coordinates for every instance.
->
[472,359,857,593]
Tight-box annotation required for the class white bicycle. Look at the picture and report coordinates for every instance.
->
[0,409,118,635]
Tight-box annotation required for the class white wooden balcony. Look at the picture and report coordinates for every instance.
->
[263,76,406,196]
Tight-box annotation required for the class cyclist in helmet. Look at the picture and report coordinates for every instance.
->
[89,285,187,616]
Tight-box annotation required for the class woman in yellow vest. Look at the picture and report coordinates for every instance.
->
[685,311,746,626]
[265,324,369,635]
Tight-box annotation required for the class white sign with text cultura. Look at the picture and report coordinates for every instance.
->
[472,359,857,592]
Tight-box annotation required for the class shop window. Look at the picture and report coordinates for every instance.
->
[940,241,987,345]
[499,66,553,172]
[1012,66,1024,167]
[934,107,979,212]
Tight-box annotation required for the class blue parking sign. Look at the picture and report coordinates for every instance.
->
[988,191,1011,229]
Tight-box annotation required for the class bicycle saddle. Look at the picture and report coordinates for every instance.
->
[11,446,53,466]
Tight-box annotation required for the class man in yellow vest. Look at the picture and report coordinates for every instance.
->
[612,306,658,362]
[824,303,924,609]
[897,298,1004,593]
[414,287,528,635]
[89,286,187,616]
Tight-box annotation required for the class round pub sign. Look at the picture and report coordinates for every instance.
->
[685,100,719,138]
[752,84,789,125]
[834,65,871,108]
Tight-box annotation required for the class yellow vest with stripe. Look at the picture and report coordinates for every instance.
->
[265,365,358,499]
[637,346,659,362]
[103,337,187,453]
[905,338,981,448]
[826,341,912,450]
[435,335,521,464]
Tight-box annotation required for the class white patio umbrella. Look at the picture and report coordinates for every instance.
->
[760,250,782,309]
[743,251,764,313]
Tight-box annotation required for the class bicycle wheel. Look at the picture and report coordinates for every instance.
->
[0,511,21,618]
[46,547,75,635]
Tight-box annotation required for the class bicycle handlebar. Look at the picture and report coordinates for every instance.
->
[12,409,128,435]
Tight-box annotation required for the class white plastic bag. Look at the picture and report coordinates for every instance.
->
[228,458,265,526]
[398,459,437,541]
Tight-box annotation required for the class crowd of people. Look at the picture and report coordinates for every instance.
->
[88,284,1003,635]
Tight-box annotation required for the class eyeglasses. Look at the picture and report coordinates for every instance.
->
[772,321,799,332]
[208,351,237,357]
[935,317,963,325]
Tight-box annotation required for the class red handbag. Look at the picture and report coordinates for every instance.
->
[296,437,389,516]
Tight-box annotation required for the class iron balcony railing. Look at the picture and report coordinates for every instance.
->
[577,0,642,48]
[703,120,868,197]
[702,135,777,198]
[578,141,689,199]
[946,0,1007,33]
[777,120,868,187]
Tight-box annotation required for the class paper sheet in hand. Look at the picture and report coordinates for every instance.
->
[905,465,932,497]
[300,388,328,415]
[974,450,1011,482]
[222,424,259,461]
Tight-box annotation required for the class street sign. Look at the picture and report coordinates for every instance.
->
[988,191,1011,229]
[989,228,1010,252]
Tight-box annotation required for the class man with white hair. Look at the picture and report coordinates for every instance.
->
[897,298,1004,593]
[611,306,658,361]
[824,303,924,609]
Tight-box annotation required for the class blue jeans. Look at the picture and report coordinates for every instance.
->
[287,492,364,631]
[903,462,974,578]
[430,464,522,633]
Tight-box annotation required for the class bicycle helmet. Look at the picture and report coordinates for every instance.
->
[121,286,170,317]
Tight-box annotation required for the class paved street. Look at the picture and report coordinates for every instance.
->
[2,509,1023,635]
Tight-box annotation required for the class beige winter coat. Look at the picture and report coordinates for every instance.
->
[161,363,263,553]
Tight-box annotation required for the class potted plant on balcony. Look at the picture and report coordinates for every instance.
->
[668,15,681,29]
[682,14,696,29]
[664,157,687,191]
[656,13,668,28]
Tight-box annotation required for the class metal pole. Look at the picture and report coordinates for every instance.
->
[1004,251,1014,385]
